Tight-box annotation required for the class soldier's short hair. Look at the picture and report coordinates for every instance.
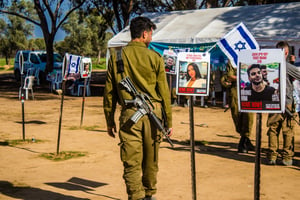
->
[130,17,156,39]
[276,41,290,49]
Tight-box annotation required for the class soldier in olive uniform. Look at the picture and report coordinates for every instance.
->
[266,41,300,166]
[103,17,172,200]
[221,61,254,153]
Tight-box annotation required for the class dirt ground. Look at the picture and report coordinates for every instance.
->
[0,71,299,200]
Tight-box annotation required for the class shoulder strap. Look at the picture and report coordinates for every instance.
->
[116,48,124,74]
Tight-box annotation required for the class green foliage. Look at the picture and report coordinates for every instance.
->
[92,57,106,70]
[0,58,13,66]
[4,139,43,146]
[28,38,46,50]
[40,151,86,161]
[0,10,33,61]
[56,10,111,58]
[82,125,100,131]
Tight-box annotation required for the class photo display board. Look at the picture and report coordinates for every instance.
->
[237,49,286,113]
[80,57,92,78]
[163,49,177,75]
[176,52,210,96]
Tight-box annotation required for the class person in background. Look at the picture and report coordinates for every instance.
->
[260,65,270,85]
[103,16,172,200]
[293,79,300,121]
[289,54,296,64]
[221,61,254,153]
[266,41,300,166]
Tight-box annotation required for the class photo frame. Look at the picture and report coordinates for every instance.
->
[237,49,286,113]
[163,49,177,75]
[176,52,210,96]
[80,57,92,78]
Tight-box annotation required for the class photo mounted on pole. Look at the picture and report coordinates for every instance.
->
[176,52,210,96]
[237,49,286,113]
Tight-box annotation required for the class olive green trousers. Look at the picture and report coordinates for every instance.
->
[119,108,161,200]
[267,105,296,160]
[230,87,254,137]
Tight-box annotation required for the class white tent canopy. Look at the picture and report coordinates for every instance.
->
[108,2,300,48]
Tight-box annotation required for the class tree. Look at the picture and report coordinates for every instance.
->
[55,8,110,62]
[60,11,93,56]
[90,0,141,34]
[28,38,46,50]
[0,0,86,73]
[0,2,33,64]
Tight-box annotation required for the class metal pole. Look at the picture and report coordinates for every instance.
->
[254,113,262,200]
[21,75,25,141]
[80,79,87,127]
[20,51,25,141]
[189,96,197,200]
[57,80,65,155]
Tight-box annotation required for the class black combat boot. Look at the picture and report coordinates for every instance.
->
[238,136,247,153]
[238,136,255,153]
[245,137,255,151]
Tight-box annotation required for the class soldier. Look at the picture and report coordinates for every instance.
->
[266,41,300,166]
[221,61,254,153]
[103,17,172,200]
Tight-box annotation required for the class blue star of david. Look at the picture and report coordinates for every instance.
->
[71,63,76,67]
[234,41,246,51]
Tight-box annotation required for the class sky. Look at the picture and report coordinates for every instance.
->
[34,25,67,42]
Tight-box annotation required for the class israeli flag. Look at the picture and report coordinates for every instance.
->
[217,22,259,68]
[68,54,81,74]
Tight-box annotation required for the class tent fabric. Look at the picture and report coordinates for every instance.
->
[108,2,300,48]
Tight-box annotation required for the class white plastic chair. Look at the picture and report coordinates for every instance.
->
[34,68,40,85]
[77,78,91,96]
[50,71,62,92]
[19,76,35,100]
[26,67,35,76]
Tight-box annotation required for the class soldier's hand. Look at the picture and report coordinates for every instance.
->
[167,128,173,137]
[107,126,117,138]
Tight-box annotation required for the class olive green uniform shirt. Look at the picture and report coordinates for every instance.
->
[222,61,253,137]
[103,41,172,128]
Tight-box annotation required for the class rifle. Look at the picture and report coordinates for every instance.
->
[120,76,174,147]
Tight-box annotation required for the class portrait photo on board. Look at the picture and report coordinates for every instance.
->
[163,49,177,74]
[238,49,286,113]
[80,57,92,78]
[176,52,210,96]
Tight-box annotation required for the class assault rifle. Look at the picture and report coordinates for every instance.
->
[120,76,174,147]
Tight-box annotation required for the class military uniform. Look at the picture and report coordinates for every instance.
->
[221,62,254,152]
[266,62,300,165]
[104,41,172,199]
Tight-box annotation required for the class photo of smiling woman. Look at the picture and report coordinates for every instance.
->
[185,62,206,88]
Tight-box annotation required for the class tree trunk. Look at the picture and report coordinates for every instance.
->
[5,55,9,65]
[46,39,55,73]
[97,50,101,64]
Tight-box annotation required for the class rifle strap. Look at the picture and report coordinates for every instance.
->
[116,48,124,74]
